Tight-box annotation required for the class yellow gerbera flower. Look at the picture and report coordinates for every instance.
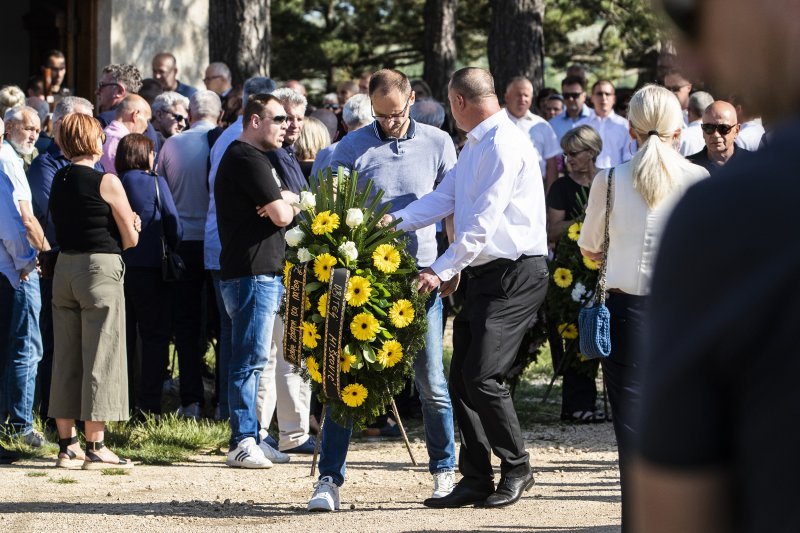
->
[341,383,368,407]
[350,312,380,341]
[311,210,340,235]
[317,292,328,318]
[304,296,312,311]
[283,261,294,288]
[553,267,573,288]
[339,352,357,373]
[372,244,401,274]
[567,222,582,242]
[388,299,415,328]
[558,323,579,340]
[307,356,322,383]
[302,321,321,349]
[345,276,372,307]
[313,253,338,283]
[376,340,403,368]
[583,255,600,271]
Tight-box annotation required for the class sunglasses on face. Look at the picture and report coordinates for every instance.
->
[270,115,288,124]
[701,123,737,135]
[163,111,187,124]
[562,92,583,100]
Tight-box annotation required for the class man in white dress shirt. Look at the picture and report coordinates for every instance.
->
[679,91,714,156]
[386,67,549,510]
[733,96,766,151]
[577,80,633,168]
[503,77,560,189]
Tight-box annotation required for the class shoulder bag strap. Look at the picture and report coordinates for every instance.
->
[153,174,168,258]
[596,167,614,305]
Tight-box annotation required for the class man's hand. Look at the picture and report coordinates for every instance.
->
[580,248,603,263]
[132,212,142,233]
[440,271,460,297]
[417,267,442,294]
[378,214,396,228]
[23,217,47,251]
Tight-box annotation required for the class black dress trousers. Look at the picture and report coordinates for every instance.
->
[450,255,549,484]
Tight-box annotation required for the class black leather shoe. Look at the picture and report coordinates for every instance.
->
[423,480,494,508]
[483,472,535,508]
[0,445,21,465]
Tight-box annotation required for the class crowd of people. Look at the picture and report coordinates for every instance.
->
[0,2,784,526]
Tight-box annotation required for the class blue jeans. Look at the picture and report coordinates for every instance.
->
[211,270,232,419]
[0,272,43,435]
[220,275,283,448]
[319,292,455,485]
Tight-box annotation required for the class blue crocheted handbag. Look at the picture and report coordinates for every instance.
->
[578,168,614,359]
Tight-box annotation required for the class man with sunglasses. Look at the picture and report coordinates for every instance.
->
[549,75,593,142]
[576,80,633,168]
[150,92,190,143]
[308,68,458,512]
[636,1,800,531]
[687,100,746,174]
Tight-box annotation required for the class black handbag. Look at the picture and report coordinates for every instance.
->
[153,174,186,282]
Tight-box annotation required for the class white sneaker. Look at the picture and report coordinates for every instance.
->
[431,470,456,498]
[258,439,290,464]
[226,437,273,469]
[307,476,340,512]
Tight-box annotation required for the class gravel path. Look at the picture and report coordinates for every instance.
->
[0,423,620,532]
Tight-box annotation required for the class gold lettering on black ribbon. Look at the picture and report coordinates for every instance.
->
[322,267,349,399]
[283,263,308,367]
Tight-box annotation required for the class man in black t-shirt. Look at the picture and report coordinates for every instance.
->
[215,93,300,469]
[635,2,800,532]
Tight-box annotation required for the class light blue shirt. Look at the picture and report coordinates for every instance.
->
[330,120,457,268]
[0,172,36,289]
[548,105,594,142]
[204,117,243,270]
[157,120,216,241]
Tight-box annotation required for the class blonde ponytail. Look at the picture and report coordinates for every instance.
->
[627,85,687,209]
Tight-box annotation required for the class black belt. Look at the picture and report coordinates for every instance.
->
[464,254,542,279]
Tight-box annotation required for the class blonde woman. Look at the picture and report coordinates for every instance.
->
[294,116,331,179]
[578,84,709,531]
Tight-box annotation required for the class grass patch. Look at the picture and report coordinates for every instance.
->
[105,413,230,465]
[0,416,59,460]
[49,476,77,484]
[25,471,48,478]
[101,468,130,476]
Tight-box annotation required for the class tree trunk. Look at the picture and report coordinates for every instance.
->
[208,0,271,87]
[422,0,458,103]
[488,0,545,105]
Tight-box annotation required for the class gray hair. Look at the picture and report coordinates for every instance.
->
[688,91,714,118]
[26,97,50,123]
[271,87,308,110]
[410,97,445,128]
[152,91,190,115]
[101,63,143,94]
[190,90,222,121]
[4,105,40,124]
[342,94,372,129]
[208,62,231,82]
[242,76,277,107]
[53,96,94,124]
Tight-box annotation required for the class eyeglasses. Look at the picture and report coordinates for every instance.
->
[701,123,737,135]
[562,92,583,100]
[162,111,187,124]
[564,149,587,159]
[371,95,411,121]
[97,82,121,91]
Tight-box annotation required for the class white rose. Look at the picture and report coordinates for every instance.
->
[571,282,587,303]
[284,226,305,247]
[298,191,316,211]
[345,208,364,228]
[338,241,359,262]
[297,247,313,263]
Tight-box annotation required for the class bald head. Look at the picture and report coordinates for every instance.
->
[450,68,496,102]
[703,100,738,124]
[115,94,152,134]
[448,68,501,132]
[702,100,740,160]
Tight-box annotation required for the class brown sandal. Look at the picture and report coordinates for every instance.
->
[81,441,133,470]
[55,436,86,469]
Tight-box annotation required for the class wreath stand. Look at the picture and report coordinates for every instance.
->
[311,398,418,477]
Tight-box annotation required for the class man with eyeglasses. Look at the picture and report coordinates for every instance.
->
[664,69,693,125]
[307,68,458,512]
[687,100,747,174]
[576,80,633,168]
[636,1,800,531]
[151,91,190,143]
[549,75,593,142]
[100,94,152,175]
[203,62,237,127]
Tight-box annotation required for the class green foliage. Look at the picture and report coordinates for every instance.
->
[100,468,130,476]
[25,471,48,478]
[49,476,78,484]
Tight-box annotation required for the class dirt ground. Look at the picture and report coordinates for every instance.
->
[0,422,620,533]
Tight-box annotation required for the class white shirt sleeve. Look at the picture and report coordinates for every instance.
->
[578,169,609,254]
[429,142,521,281]
[533,122,561,160]
[393,164,456,232]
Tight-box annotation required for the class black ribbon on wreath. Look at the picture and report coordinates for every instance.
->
[284,263,308,367]
[322,267,349,399]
